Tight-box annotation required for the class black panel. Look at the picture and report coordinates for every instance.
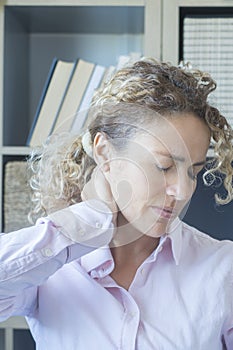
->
[14,329,35,350]
[183,168,233,241]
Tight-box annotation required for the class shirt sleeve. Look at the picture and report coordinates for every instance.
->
[222,257,233,349]
[0,200,114,320]
[222,309,233,348]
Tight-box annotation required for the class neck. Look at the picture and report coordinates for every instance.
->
[110,212,160,267]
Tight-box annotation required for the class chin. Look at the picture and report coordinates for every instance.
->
[145,218,175,237]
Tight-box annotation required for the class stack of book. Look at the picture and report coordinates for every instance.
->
[27,53,141,147]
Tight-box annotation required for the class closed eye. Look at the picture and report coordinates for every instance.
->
[155,165,173,173]
[156,164,201,181]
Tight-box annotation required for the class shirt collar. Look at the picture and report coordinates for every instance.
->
[80,217,183,275]
[163,217,183,265]
[80,246,114,278]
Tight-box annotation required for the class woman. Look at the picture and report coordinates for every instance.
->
[0,58,233,349]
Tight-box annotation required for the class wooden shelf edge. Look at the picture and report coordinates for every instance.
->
[0,147,31,156]
[0,316,28,330]
[3,0,145,7]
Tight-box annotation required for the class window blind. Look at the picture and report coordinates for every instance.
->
[183,17,233,128]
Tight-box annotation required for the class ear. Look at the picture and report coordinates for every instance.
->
[93,132,112,172]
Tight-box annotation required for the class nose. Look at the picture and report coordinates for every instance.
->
[166,172,195,201]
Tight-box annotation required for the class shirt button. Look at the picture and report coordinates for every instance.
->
[42,247,53,257]
[140,268,144,275]
[158,246,163,253]
[95,222,102,229]
[79,229,85,236]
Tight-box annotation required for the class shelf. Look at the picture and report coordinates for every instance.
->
[4,0,144,5]
[0,1,161,349]
[0,317,34,350]
[3,4,146,147]
[1,0,160,147]
[1,147,31,156]
[0,317,28,330]
[4,6,144,34]
[0,0,161,233]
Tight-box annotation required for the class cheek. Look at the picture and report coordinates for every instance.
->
[109,161,144,210]
[109,161,166,214]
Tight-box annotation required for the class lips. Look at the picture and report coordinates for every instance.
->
[151,206,177,220]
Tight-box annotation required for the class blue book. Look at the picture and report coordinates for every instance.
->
[26,58,57,146]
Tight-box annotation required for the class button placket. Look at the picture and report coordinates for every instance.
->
[120,288,140,349]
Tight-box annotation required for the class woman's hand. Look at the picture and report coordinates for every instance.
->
[81,166,118,226]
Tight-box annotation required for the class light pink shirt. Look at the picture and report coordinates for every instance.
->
[0,201,233,349]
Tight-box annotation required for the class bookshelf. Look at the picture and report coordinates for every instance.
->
[0,1,161,349]
[0,0,161,227]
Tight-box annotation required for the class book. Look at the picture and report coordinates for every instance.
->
[70,64,106,134]
[77,53,142,131]
[116,54,131,70]
[27,58,75,147]
[51,59,95,134]
[98,65,115,90]
[96,52,141,92]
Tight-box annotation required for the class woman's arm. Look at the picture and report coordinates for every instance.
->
[0,199,114,320]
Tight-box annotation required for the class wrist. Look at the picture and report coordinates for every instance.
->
[48,200,114,247]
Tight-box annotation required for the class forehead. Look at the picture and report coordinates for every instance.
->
[127,113,210,161]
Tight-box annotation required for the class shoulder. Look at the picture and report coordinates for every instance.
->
[180,220,233,264]
[177,222,233,321]
[182,220,233,247]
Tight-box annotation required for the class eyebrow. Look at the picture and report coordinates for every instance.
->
[193,160,207,167]
[155,151,207,167]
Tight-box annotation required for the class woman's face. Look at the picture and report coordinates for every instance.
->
[97,112,211,240]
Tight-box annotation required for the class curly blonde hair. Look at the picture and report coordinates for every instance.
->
[28,58,233,222]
